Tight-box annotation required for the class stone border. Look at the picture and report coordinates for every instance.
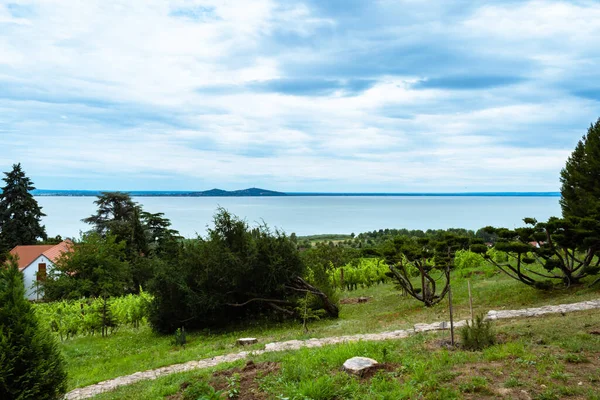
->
[65,298,600,400]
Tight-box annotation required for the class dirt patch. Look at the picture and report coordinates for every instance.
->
[211,361,280,400]
[357,362,400,380]
[340,297,371,305]
[168,361,279,400]
[449,353,600,400]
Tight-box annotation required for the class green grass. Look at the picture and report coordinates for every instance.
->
[60,266,600,390]
[90,310,600,399]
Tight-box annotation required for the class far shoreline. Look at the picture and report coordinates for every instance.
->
[32,190,561,198]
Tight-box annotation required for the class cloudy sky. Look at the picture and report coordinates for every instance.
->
[1,0,599,192]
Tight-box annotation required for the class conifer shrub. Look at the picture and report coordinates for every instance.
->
[0,256,67,399]
[460,314,496,351]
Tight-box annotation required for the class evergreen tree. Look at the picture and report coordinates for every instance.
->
[83,192,179,259]
[0,163,47,254]
[560,118,600,218]
[149,209,338,333]
[0,255,67,399]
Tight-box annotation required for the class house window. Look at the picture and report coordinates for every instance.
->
[37,263,47,281]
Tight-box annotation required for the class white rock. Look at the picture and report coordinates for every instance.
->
[343,356,379,375]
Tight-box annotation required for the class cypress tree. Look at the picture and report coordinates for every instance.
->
[0,163,47,254]
[560,118,600,218]
[0,256,67,399]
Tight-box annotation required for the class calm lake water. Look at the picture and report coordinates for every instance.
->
[35,196,562,239]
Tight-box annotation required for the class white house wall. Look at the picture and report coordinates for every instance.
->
[21,255,53,301]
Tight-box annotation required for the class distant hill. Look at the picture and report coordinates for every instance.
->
[190,188,286,197]
[32,188,287,197]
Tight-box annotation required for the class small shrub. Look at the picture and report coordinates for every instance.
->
[226,373,240,398]
[460,314,495,351]
[182,381,224,400]
[459,376,490,394]
[172,327,187,347]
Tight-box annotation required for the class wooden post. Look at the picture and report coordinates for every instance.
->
[448,285,455,347]
[468,280,474,321]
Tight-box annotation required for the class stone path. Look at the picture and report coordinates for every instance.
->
[65,298,600,400]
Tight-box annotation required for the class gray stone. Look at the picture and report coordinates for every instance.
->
[343,356,379,375]
[236,337,258,346]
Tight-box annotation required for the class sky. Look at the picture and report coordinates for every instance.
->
[1,0,599,193]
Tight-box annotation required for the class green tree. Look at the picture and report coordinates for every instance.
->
[473,218,600,288]
[378,234,472,306]
[560,118,600,218]
[43,233,131,300]
[0,163,47,254]
[82,192,141,251]
[0,255,67,399]
[82,192,180,291]
[149,209,338,333]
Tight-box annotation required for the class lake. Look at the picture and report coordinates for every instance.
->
[35,195,562,239]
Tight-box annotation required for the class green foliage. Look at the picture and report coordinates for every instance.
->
[43,233,131,300]
[483,218,600,288]
[460,314,495,351]
[172,327,187,348]
[329,258,390,290]
[182,381,224,400]
[560,118,600,219]
[149,209,314,333]
[81,192,181,291]
[454,250,486,269]
[35,291,152,340]
[379,234,473,306]
[0,255,67,399]
[225,373,240,398]
[473,118,600,289]
[0,163,47,254]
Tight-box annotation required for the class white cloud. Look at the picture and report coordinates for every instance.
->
[0,0,599,191]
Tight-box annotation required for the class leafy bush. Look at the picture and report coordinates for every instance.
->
[454,250,486,269]
[460,314,495,351]
[149,209,337,334]
[0,256,67,399]
[171,327,187,348]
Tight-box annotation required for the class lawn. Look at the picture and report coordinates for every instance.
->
[60,265,600,391]
[89,309,600,399]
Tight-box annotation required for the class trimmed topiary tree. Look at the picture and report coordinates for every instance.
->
[378,234,474,306]
[0,255,67,400]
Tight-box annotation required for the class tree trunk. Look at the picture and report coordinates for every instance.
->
[289,276,339,318]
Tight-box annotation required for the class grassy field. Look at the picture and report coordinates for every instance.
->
[90,309,600,399]
[60,264,600,392]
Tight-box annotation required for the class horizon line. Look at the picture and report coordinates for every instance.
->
[32,189,561,197]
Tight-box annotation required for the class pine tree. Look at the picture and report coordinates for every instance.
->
[0,163,47,254]
[0,255,68,399]
[560,118,600,218]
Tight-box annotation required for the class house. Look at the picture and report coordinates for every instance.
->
[8,240,73,300]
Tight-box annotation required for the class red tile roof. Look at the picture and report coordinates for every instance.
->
[8,241,73,271]
[42,240,73,263]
